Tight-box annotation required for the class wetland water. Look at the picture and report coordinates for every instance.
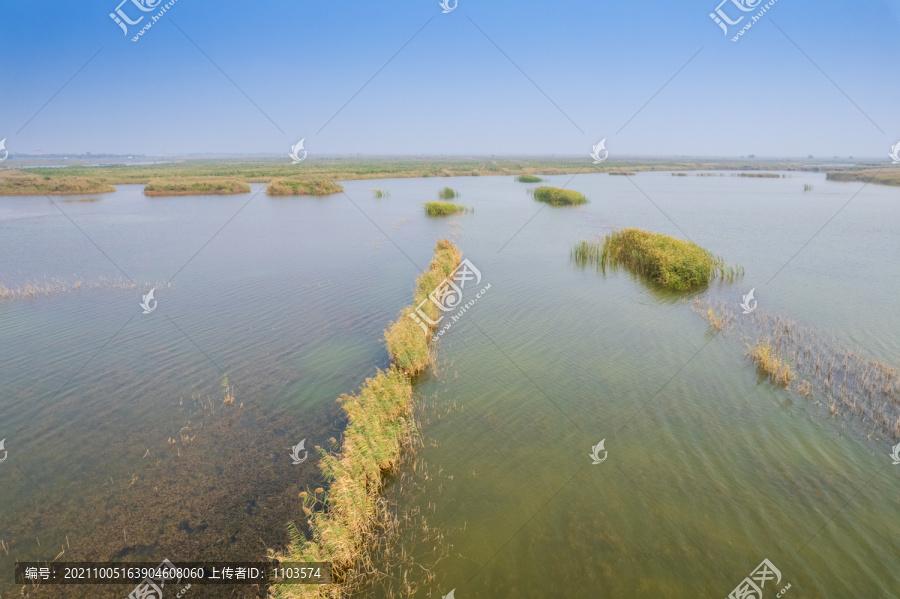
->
[0,172,898,597]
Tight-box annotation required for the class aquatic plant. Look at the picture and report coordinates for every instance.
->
[277,240,462,598]
[143,179,250,196]
[691,297,900,441]
[266,179,344,196]
[803,184,814,191]
[573,229,742,291]
[424,201,468,216]
[516,175,543,183]
[533,186,587,206]
[372,189,389,198]
[748,341,794,387]
[438,187,458,199]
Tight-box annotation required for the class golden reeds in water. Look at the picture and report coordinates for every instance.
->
[277,240,462,598]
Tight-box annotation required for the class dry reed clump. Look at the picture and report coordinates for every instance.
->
[748,341,794,387]
[574,229,742,291]
[276,240,462,598]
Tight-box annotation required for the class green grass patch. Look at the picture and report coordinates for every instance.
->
[372,188,389,198]
[143,179,250,196]
[573,228,743,291]
[266,179,343,196]
[533,186,587,206]
[516,175,543,183]
[424,201,468,216]
[438,186,458,199]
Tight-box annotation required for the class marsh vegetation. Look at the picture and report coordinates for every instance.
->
[143,179,250,196]
[437,187,458,199]
[424,201,468,217]
[692,298,900,440]
[573,229,742,291]
[266,179,344,196]
[277,240,462,598]
[515,175,543,183]
[533,186,587,206]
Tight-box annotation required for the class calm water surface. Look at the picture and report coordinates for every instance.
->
[1,172,898,598]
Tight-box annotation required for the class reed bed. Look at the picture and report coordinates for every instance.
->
[533,186,587,206]
[515,175,543,183]
[437,187,458,199]
[276,240,462,598]
[748,341,794,387]
[0,277,170,302]
[691,297,900,441]
[143,179,250,196]
[573,229,743,291]
[803,184,814,192]
[608,172,636,176]
[731,172,786,178]
[373,189,390,198]
[266,179,344,196]
[424,201,468,217]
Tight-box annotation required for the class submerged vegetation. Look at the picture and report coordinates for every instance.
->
[437,186,458,199]
[748,341,795,387]
[266,179,344,196]
[691,298,900,440]
[533,186,587,206]
[143,179,250,196]
[0,277,170,302]
[424,201,468,216]
[573,229,742,291]
[516,174,543,183]
[372,189,389,198]
[278,240,462,598]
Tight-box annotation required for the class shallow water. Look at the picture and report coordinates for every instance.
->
[1,172,898,598]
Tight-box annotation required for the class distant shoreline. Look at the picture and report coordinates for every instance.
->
[0,157,895,196]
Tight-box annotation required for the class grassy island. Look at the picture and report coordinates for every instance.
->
[438,186,458,199]
[424,201,468,216]
[143,179,250,196]
[533,186,587,206]
[266,179,344,196]
[516,175,543,183]
[573,228,742,291]
[0,171,115,195]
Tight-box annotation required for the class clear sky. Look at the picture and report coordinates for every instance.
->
[1,0,899,158]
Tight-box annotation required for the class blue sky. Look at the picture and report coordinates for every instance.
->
[1,0,899,158]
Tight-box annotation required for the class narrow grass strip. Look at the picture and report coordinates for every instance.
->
[276,240,462,598]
